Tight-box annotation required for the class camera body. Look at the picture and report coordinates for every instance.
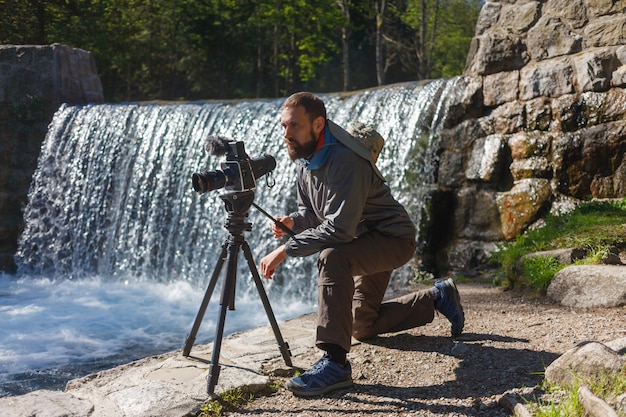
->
[192,140,275,194]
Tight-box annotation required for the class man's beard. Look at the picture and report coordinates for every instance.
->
[287,128,318,161]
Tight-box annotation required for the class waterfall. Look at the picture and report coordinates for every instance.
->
[15,80,454,302]
[2,80,461,396]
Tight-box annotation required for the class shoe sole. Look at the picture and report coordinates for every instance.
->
[287,378,354,397]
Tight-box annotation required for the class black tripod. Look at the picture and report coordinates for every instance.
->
[182,190,292,395]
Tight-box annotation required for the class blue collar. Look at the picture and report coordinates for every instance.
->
[300,127,337,170]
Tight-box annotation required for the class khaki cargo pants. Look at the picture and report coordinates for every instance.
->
[316,232,436,353]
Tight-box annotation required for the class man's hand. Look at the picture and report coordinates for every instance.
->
[272,216,294,238]
[260,245,287,279]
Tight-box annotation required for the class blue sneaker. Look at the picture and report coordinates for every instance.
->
[434,278,465,337]
[285,354,353,397]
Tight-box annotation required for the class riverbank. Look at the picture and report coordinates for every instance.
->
[220,283,626,417]
[2,282,625,416]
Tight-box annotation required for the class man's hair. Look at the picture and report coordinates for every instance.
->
[281,92,327,122]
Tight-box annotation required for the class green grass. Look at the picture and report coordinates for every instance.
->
[525,366,626,417]
[520,256,566,291]
[490,198,626,291]
[528,379,584,417]
[196,385,279,417]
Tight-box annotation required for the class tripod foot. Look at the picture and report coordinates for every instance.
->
[208,363,221,395]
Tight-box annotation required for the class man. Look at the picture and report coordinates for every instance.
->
[259,92,464,397]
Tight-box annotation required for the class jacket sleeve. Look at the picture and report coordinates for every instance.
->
[285,152,372,257]
[289,176,322,233]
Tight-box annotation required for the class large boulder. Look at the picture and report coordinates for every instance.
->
[545,340,626,388]
[547,265,626,308]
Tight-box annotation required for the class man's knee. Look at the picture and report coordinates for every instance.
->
[318,247,352,286]
[352,298,379,341]
[318,246,348,266]
[352,322,377,341]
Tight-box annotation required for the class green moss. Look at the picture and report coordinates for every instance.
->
[490,197,626,291]
[195,384,279,417]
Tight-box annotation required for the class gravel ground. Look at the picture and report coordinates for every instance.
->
[221,281,626,417]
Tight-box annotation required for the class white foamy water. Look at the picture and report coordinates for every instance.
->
[0,274,313,397]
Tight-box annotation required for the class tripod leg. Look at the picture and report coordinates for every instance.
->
[182,240,228,357]
[241,240,293,367]
[207,238,240,394]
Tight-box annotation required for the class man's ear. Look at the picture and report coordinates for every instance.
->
[313,116,325,136]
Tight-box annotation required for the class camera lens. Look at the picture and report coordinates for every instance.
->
[192,170,226,193]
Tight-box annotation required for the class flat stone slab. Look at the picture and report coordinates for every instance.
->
[0,314,318,417]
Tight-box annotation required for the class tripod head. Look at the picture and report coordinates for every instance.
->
[219,190,255,234]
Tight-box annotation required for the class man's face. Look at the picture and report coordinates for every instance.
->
[280,105,324,161]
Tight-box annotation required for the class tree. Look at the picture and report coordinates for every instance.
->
[0,0,482,100]
[384,0,481,81]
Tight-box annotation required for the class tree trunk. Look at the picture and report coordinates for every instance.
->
[31,0,46,43]
[273,1,281,97]
[337,0,351,92]
[375,0,387,86]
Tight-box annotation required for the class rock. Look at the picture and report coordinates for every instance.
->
[584,14,626,48]
[483,71,519,106]
[572,49,622,93]
[551,123,626,199]
[519,58,575,100]
[578,386,620,417]
[544,341,626,388]
[543,0,587,29]
[496,178,552,240]
[455,187,504,241]
[474,1,501,36]
[547,265,626,308]
[522,248,587,265]
[489,100,525,133]
[465,134,508,182]
[465,30,528,76]
[433,0,626,273]
[498,393,533,417]
[526,15,582,61]
[604,336,626,354]
[0,389,94,417]
[451,341,469,356]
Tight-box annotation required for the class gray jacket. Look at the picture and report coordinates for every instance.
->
[284,140,416,258]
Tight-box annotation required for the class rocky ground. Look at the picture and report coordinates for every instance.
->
[218,281,626,417]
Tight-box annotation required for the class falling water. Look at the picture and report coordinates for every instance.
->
[2,79,457,396]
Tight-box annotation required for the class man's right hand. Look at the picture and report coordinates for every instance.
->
[260,245,287,279]
[272,216,294,238]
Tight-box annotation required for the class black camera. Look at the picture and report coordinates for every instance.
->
[192,139,276,193]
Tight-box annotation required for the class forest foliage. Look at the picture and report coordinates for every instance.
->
[1,0,483,102]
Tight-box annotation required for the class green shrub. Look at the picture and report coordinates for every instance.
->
[520,256,566,290]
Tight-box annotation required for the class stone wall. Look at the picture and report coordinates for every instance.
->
[431,0,626,274]
[0,44,103,273]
